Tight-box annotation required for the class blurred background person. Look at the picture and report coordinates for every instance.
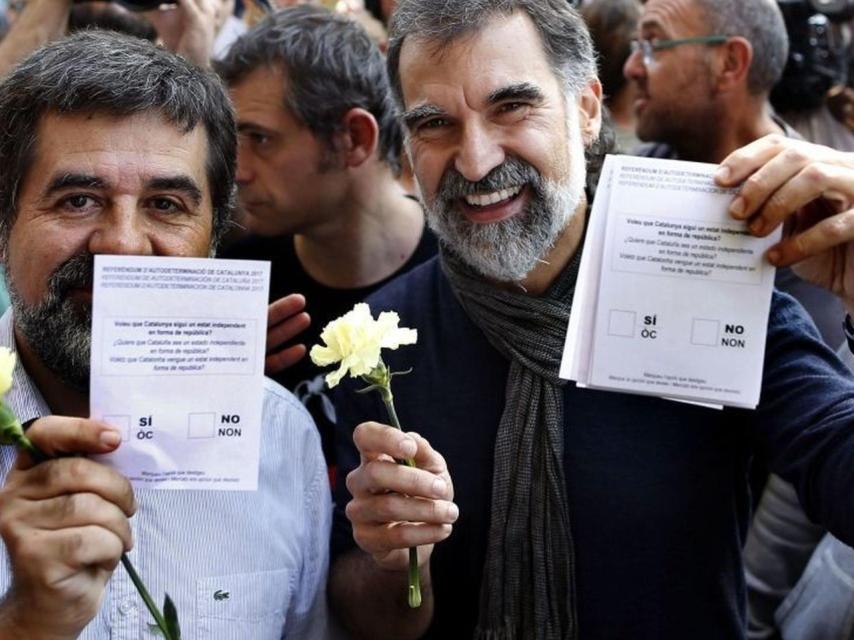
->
[217,6,435,483]
[581,0,641,151]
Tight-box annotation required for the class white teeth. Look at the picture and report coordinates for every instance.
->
[464,185,522,207]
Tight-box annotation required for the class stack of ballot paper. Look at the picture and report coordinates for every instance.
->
[560,155,782,409]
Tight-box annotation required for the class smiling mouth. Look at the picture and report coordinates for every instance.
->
[463,185,523,208]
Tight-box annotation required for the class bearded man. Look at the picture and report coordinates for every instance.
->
[0,31,331,639]
[327,1,854,639]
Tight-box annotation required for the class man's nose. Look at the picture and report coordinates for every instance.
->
[624,46,645,83]
[235,145,253,186]
[454,120,505,183]
[87,203,153,256]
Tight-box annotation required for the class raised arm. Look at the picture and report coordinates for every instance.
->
[0,0,72,78]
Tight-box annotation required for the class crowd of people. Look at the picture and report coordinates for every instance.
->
[0,0,852,638]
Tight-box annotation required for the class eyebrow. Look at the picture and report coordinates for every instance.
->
[487,82,546,105]
[401,82,547,130]
[42,172,203,207]
[401,104,447,130]
[43,173,107,198]
[147,176,203,207]
[237,122,274,134]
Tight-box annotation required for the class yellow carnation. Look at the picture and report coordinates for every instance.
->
[310,303,417,387]
[0,347,16,396]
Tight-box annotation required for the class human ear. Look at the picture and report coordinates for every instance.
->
[578,79,603,146]
[339,108,380,169]
[715,37,751,92]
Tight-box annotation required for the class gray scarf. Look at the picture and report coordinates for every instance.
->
[441,248,581,640]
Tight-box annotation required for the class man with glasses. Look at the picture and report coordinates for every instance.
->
[624,0,845,347]
[624,0,786,164]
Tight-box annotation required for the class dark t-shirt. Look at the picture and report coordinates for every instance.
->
[222,222,437,478]
[331,257,854,639]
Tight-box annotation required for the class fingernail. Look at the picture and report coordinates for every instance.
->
[100,430,121,448]
[750,218,764,235]
[715,165,731,182]
[730,196,745,218]
[767,249,781,265]
[432,478,447,497]
[447,502,459,521]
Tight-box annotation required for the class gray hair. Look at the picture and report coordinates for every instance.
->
[387,0,598,106]
[217,5,402,173]
[0,30,237,248]
[695,0,788,94]
[387,0,612,195]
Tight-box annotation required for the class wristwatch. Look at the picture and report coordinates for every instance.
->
[844,314,854,355]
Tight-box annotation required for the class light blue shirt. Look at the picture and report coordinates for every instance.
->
[0,310,333,639]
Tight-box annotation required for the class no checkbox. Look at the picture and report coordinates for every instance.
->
[692,319,720,346]
[188,412,216,439]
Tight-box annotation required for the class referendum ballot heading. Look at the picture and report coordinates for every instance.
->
[561,155,781,409]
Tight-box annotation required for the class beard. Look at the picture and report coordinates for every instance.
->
[421,111,587,283]
[8,253,94,392]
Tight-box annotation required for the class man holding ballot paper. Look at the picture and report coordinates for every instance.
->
[328,1,854,639]
[0,32,331,639]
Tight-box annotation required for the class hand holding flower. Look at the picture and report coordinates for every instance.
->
[0,349,180,639]
[311,304,459,609]
[345,422,457,578]
[0,416,136,638]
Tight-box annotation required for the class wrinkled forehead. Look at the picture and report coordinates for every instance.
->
[398,11,562,112]
[638,0,707,37]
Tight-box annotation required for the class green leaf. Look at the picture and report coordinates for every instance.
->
[164,594,181,640]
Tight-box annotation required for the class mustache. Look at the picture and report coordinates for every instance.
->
[437,156,543,201]
[48,253,94,302]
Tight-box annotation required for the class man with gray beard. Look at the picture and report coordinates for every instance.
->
[327,1,854,639]
[0,31,331,639]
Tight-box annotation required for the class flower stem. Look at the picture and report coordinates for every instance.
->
[120,555,176,640]
[378,387,422,609]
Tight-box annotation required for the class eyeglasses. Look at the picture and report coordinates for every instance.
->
[629,35,729,67]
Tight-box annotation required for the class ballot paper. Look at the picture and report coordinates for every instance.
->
[90,255,270,490]
[560,155,781,409]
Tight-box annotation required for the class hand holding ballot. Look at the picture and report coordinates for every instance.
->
[716,134,854,312]
[0,417,134,639]
[562,155,780,408]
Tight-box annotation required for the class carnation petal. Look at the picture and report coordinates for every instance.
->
[0,348,16,396]
[309,344,341,367]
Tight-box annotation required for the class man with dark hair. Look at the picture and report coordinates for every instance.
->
[0,31,330,638]
[327,0,854,638]
[218,5,435,478]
